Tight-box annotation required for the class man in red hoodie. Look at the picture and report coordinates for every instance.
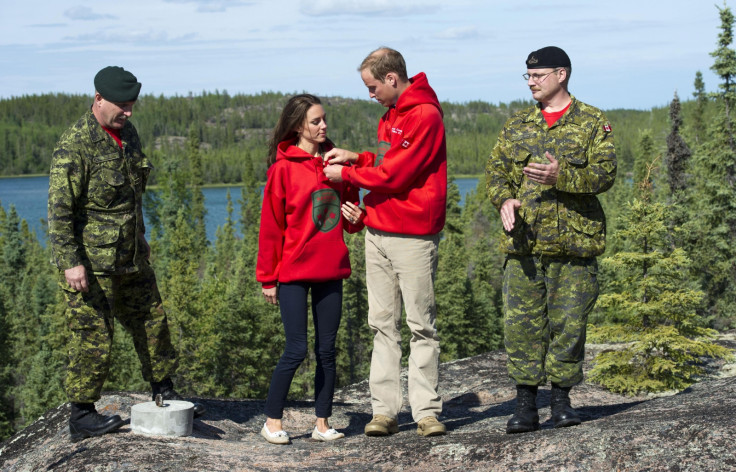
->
[324,47,447,437]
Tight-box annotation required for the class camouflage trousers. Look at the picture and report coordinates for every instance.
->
[60,262,177,403]
[502,254,598,387]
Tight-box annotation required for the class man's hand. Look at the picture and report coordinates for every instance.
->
[523,151,559,185]
[65,265,89,292]
[262,286,278,305]
[323,148,358,165]
[500,199,521,232]
[324,165,345,182]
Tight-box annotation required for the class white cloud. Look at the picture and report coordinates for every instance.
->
[63,29,197,45]
[29,23,67,28]
[64,6,116,21]
[300,0,442,17]
[163,0,254,13]
[434,26,479,40]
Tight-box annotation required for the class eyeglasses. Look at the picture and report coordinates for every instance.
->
[522,69,561,83]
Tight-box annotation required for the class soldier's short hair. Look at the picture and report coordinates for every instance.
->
[358,47,409,83]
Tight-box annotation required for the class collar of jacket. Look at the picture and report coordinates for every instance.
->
[84,108,133,147]
[522,95,580,128]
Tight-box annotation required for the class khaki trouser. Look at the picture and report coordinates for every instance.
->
[365,227,442,422]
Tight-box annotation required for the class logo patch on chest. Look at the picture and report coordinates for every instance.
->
[312,188,340,232]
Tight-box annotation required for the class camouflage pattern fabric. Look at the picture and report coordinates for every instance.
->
[485,96,616,258]
[486,96,615,387]
[48,109,152,275]
[61,262,177,403]
[48,109,176,402]
[503,255,598,386]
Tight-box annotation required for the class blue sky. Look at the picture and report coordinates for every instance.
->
[0,0,729,110]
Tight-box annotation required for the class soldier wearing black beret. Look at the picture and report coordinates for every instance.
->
[48,66,206,442]
[486,47,617,434]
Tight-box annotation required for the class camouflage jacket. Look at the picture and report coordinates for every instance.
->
[485,96,616,257]
[48,109,152,274]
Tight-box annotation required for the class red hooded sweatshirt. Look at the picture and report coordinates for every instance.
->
[257,140,363,289]
[340,72,447,235]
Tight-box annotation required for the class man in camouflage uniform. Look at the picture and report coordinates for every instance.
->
[486,47,616,433]
[48,66,204,442]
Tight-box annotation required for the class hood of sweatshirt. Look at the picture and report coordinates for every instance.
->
[275,138,335,186]
[276,139,334,163]
[395,72,444,118]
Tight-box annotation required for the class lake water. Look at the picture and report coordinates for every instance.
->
[0,176,481,243]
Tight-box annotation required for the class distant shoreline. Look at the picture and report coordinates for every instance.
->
[0,174,484,188]
[0,174,48,179]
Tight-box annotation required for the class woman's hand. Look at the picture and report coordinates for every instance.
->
[262,286,278,305]
[341,201,364,225]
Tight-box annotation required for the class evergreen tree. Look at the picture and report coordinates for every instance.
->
[187,126,208,255]
[212,191,237,277]
[337,231,371,385]
[462,180,504,352]
[588,170,732,395]
[0,301,12,439]
[691,71,708,145]
[13,229,66,427]
[165,209,207,394]
[689,3,736,329]
[0,205,13,439]
[435,181,475,361]
[634,131,656,187]
[665,92,692,194]
[209,172,285,399]
[711,2,736,122]
[665,92,694,247]
[239,153,262,250]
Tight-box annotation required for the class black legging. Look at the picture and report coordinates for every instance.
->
[264,279,343,419]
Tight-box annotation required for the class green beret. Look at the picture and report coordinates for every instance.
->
[526,46,571,69]
[94,66,141,102]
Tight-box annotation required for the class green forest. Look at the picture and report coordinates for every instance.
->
[2,5,736,443]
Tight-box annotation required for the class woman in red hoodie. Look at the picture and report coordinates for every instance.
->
[256,94,364,444]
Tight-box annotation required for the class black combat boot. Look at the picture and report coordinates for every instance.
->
[151,378,206,418]
[550,383,581,428]
[506,385,540,434]
[69,402,125,442]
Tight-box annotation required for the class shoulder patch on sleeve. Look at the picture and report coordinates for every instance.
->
[603,123,612,133]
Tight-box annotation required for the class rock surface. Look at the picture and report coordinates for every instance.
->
[1,337,735,472]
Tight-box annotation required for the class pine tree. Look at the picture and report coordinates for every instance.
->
[212,190,237,277]
[0,204,13,439]
[208,169,285,398]
[435,181,475,361]
[165,208,207,394]
[691,71,708,145]
[688,2,736,329]
[665,92,692,194]
[462,180,504,352]
[187,126,208,256]
[336,231,371,385]
[13,228,66,426]
[665,92,694,248]
[634,131,656,186]
[239,153,262,251]
[711,2,736,123]
[588,167,732,395]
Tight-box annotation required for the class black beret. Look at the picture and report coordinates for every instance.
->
[94,66,141,102]
[526,46,571,69]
